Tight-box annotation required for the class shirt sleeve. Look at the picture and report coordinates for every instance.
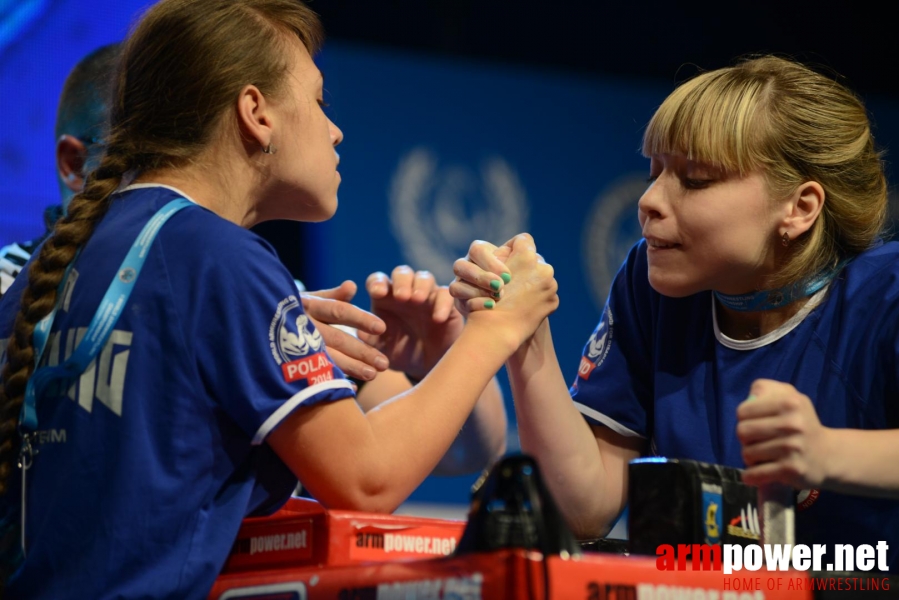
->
[570,240,656,438]
[172,221,355,445]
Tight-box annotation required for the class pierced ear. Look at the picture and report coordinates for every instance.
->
[785,181,825,238]
[56,135,87,193]
[235,84,274,152]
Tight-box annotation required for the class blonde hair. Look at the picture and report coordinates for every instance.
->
[643,55,887,287]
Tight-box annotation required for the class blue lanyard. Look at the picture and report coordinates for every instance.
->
[19,198,193,433]
[14,197,192,559]
[714,260,848,312]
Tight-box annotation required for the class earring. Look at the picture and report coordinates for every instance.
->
[262,143,277,155]
[781,232,790,247]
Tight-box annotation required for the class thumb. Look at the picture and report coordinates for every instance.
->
[507,233,537,259]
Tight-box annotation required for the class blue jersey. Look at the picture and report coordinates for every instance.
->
[0,184,354,599]
[573,240,899,571]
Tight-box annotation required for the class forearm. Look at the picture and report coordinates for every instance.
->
[433,377,506,475]
[356,369,506,475]
[346,322,517,511]
[509,320,625,537]
[822,428,899,498]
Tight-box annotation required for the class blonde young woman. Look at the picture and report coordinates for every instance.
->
[0,1,558,597]
[454,56,899,571]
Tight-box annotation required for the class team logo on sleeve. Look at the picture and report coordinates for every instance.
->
[578,306,614,380]
[796,488,820,511]
[269,296,333,385]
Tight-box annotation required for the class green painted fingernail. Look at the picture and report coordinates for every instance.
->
[746,394,757,402]
[490,279,502,291]
[501,273,511,284]
[493,291,501,299]
[485,299,495,309]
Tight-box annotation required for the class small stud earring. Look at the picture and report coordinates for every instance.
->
[262,143,277,155]
[781,232,790,247]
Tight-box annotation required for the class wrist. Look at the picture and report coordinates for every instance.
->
[817,426,843,489]
[465,312,524,359]
[509,319,551,367]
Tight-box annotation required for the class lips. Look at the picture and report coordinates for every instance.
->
[644,236,680,249]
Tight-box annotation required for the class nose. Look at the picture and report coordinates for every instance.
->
[637,178,665,223]
[330,119,344,147]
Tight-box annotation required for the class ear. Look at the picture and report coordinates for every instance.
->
[56,135,88,193]
[235,84,275,152]
[782,181,825,239]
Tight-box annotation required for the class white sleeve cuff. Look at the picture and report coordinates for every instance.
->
[573,401,645,438]
[252,378,356,445]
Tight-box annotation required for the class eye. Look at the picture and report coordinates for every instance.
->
[683,178,711,190]
[646,175,658,184]
[317,98,329,108]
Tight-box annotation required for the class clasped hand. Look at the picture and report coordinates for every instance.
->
[737,379,832,489]
[449,233,559,349]
[300,267,463,381]
[303,232,559,381]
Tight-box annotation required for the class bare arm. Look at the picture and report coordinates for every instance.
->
[355,265,508,475]
[451,239,645,537]
[356,369,506,475]
[738,379,899,498]
[267,235,554,512]
[508,320,643,538]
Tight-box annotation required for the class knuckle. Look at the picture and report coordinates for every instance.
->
[784,415,803,432]
[782,460,801,478]
[782,395,801,412]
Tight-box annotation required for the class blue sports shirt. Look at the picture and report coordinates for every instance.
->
[0,184,355,598]
[572,240,899,571]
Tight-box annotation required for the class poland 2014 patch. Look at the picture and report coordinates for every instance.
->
[269,295,333,384]
[578,305,614,380]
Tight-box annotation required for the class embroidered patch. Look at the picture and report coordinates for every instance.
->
[269,296,332,384]
[579,305,614,379]
[796,488,821,511]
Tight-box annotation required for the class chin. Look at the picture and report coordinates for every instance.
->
[647,272,702,299]
[275,191,338,223]
[305,196,338,222]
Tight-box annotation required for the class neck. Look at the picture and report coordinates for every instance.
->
[715,295,810,340]
[134,151,263,228]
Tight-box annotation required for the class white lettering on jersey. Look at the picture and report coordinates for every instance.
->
[1,327,131,417]
[43,328,133,417]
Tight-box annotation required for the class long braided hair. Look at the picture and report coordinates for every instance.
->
[0,0,322,574]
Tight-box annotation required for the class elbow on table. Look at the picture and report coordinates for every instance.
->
[312,465,405,514]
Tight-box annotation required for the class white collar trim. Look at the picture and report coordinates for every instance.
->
[118,182,199,205]
[713,284,829,351]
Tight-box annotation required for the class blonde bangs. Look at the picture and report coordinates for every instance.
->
[642,71,772,175]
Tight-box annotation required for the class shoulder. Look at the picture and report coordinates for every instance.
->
[113,186,282,270]
[819,241,899,336]
[839,241,899,297]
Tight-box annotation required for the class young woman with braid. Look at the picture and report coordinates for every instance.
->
[0,0,558,597]
[453,56,899,571]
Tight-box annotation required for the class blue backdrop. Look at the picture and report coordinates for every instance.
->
[4,1,899,507]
